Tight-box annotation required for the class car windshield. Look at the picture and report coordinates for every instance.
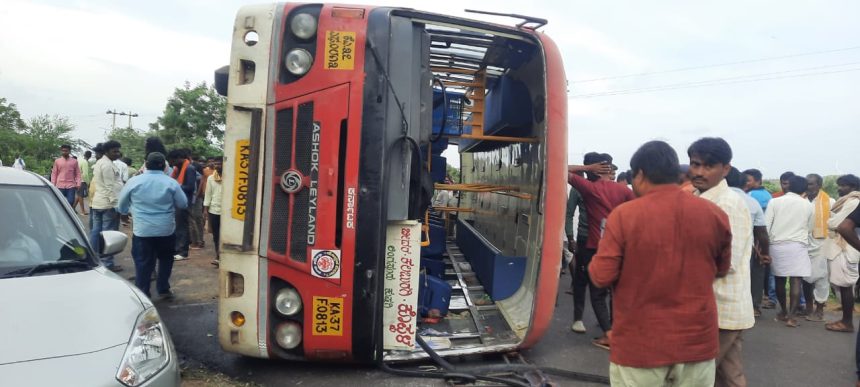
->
[0,185,93,276]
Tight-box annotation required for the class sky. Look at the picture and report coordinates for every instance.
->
[1,0,858,178]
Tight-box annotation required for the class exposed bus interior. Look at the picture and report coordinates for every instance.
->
[385,13,548,361]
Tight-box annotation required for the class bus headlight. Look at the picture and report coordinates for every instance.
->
[285,49,313,75]
[275,322,302,349]
[290,13,317,40]
[274,287,302,316]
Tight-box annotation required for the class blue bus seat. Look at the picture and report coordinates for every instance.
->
[418,273,452,317]
[420,257,446,279]
[455,218,526,300]
[483,75,532,137]
[431,155,446,183]
[458,75,532,153]
[421,222,447,258]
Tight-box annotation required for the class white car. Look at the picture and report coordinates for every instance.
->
[0,167,180,386]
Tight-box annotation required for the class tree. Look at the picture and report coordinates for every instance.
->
[446,164,460,182]
[763,179,780,194]
[822,175,839,198]
[107,126,148,166]
[0,98,26,133]
[149,81,226,157]
[0,98,27,164]
[19,115,84,175]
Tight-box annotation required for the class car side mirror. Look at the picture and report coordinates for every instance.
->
[99,231,128,257]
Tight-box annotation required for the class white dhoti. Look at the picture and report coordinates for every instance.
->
[771,241,811,277]
[803,249,831,303]
[829,253,860,288]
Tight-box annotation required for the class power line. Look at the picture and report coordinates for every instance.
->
[570,61,860,98]
[570,66,860,99]
[570,45,860,84]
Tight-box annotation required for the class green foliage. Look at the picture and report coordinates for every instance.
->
[0,97,26,133]
[21,115,86,175]
[764,176,838,197]
[0,81,227,171]
[446,164,460,182]
[96,82,228,166]
[107,126,147,166]
[1,99,91,174]
[822,175,838,198]
[0,98,27,164]
[148,81,226,158]
[762,180,780,194]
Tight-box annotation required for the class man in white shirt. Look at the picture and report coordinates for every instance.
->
[802,173,835,321]
[688,137,754,387]
[204,157,224,266]
[12,155,25,170]
[765,176,814,327]
[90,140,124,272]
[113,152,130,185]
[727,167,772,318]
[432,176,457,208]
[825,175,860,333]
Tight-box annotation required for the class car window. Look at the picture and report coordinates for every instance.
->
[0,185,92,273]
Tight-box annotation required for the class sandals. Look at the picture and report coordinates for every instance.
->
[806,311,826,322]
[775,314,799,327]
[825,321,855,333]
[591,337,610,350]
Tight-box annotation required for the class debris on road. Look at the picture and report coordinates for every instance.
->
[181,365,259,387]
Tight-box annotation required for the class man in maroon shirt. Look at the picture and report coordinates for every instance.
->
[589,141,732,385]
[568,152,635,349]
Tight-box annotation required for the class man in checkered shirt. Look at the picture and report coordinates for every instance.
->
[689,137,754,387]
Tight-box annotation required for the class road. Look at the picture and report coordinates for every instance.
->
[99,217,857,386]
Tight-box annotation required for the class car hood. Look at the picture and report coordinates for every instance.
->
[0,268,145,365]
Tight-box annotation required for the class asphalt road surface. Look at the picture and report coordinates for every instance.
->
[99,216,857,386]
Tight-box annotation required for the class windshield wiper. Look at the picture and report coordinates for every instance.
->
[1,260,93,279]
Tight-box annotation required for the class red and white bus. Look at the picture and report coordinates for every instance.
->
[215,2,567,364]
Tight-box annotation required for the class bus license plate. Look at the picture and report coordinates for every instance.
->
[312,296,343,336]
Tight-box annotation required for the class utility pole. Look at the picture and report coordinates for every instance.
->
[106,110,139,129]
[119,111,139,129]
[106,109,120,129]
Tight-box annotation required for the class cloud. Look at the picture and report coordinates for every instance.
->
[2,0,859,179]
[552,24,648,69]
[0,0,228,143]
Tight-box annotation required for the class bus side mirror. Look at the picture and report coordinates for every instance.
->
[215,65,230,97]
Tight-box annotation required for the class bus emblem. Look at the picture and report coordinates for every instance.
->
[280,170,304,193]
[311,249,341,279]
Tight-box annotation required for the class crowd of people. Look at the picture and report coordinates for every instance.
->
[18,133,860,384]
[42,138,223,300]
[565,137,860,386]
